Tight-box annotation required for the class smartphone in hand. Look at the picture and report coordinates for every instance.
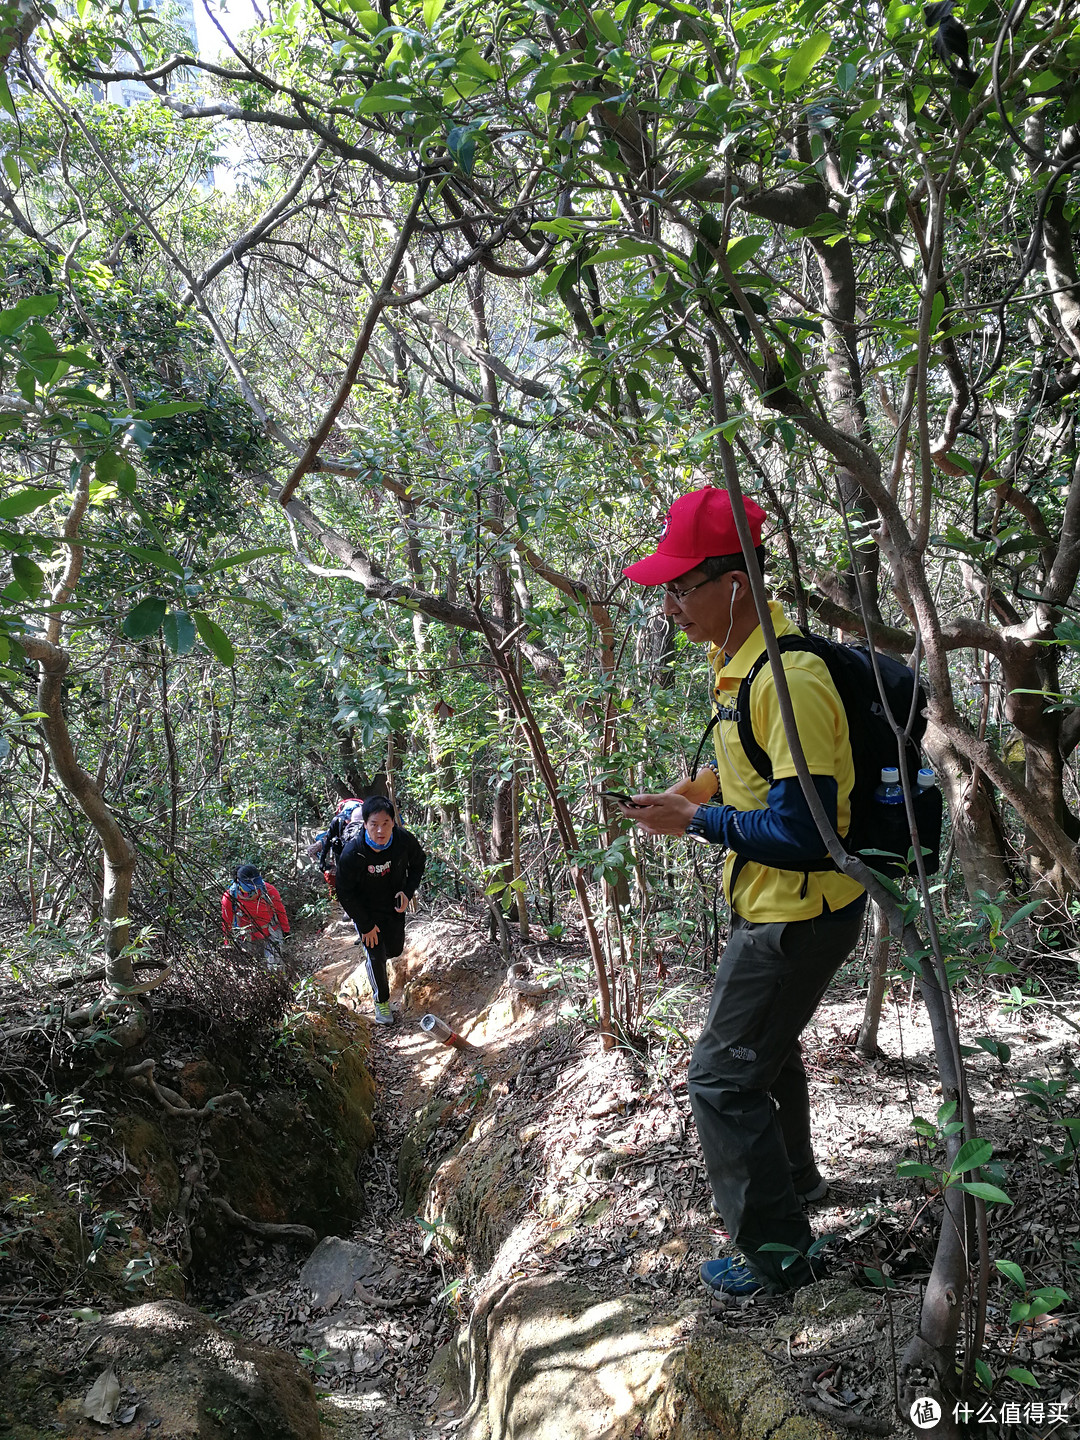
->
[599,790,645,809]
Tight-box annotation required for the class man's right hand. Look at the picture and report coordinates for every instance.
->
[667,771,719,805]
[362,925,380,946]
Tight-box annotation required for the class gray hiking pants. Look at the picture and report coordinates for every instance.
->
[688,898,866,1291]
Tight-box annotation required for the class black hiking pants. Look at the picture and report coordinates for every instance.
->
[358,912,406,1003]
[688,898,865,1291]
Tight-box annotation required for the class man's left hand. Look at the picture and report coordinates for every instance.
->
[618,792,699,836]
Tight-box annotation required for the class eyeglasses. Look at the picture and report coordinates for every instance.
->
[663,576,716,605]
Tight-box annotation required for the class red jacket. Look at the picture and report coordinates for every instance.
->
[221,882,289,943]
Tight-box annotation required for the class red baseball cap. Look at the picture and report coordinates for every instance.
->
[623,488,767,586]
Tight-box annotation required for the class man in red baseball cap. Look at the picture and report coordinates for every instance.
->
[622,487,767,587]
[616,487,866,1298]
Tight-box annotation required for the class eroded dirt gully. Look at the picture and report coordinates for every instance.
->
[285,909,1080,1440]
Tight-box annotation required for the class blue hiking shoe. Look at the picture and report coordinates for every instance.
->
[700,1256,764,1297]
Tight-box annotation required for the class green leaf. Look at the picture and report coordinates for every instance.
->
[423,0,446,25]
[725,234,767,271]
[0,72,16,119]
[0,293,59,336]
[125,546,185,576]
[447,125,477,175]
[204,544,289,574]
[589,239,661,264]
[162,610,196,655]
[124,420,154,451]
[122,596,167,640]
[954,1181,1012,1204]
[950,1138,993,1175]
[1001,898,1041,932]
[740,62,781,93]
[11,555,44,599]
[95,451,137,496]
[193,611,235,665]
[134,401,204,420]
[593,9,621,44]
[0,488,60,520]
[457,44,499,80]
[1010,1288,1068,1326]
[862,1266,896,1289]
[1004,1367,1039,1387]
[994,1259,1026,1288]
[1026,69,1063,94]
[784,32,831,94]
[897,1160,938,1178]
[356,81,417,115]
[973,1035,1011,1064]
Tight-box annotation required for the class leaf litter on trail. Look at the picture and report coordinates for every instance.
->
[82,1366,120,1424]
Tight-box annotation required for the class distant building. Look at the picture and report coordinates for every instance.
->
[106,0,199,107]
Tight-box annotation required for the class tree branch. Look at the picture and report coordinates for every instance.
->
[278,178,429,504]
[281,493,562,680]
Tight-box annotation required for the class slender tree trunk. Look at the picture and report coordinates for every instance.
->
[512,766,529,940]
[159,640,180,865]
[1000,646,1073,894]
[809,234,883,625]
[22,637,138,992]
[923,726,1012,900]
[18,465,143,1040]
[26,795,37,924]
[476,614,615,1047]
[857,903,890,1058]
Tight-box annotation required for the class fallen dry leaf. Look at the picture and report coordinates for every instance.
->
[82,1367,120,1425]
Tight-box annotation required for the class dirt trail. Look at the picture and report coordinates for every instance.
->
[224,908,559,1439]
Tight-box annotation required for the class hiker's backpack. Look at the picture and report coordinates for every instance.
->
[705,633,944,880]
[340,802,366,849]
[228,876,278,936]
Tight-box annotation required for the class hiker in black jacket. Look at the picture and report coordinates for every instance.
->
[335,796,426,1026]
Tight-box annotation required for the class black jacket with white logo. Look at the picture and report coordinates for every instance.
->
[335,827,426,933]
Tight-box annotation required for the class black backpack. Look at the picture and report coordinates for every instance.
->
[698,633,944,881]
[341,804,366,849]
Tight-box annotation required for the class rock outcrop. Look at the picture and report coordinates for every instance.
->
[442,1275,851,1440]
[3,1301,321,1440]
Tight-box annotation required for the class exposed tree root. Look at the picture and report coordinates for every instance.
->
[209,1197,316,1246]
[798,1368,893,1435]
[57,959,169,991]
[122,1058,249,1119]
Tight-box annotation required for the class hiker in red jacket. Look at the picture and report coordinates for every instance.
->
[222,864,291,969]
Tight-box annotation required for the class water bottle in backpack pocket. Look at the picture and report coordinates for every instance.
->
[865,765,943,878]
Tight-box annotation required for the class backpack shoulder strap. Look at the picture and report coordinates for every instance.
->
[689,711,722,781]
[735,634,821,783]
